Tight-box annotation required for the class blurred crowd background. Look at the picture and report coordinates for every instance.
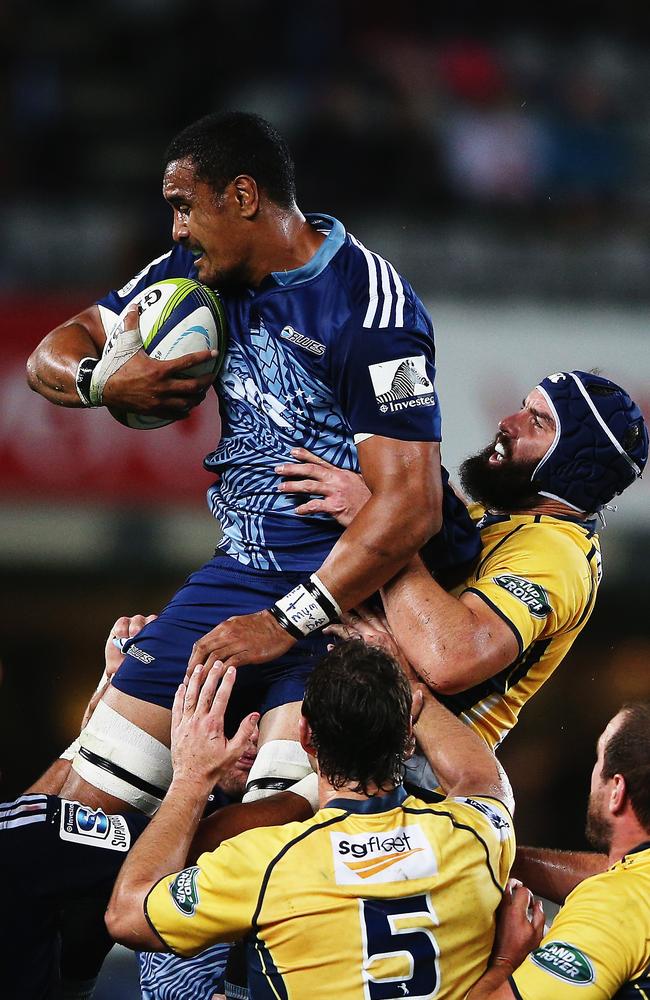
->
[1,0,649,859]
[4,1,650,298]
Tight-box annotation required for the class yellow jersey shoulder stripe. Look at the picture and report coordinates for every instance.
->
[403,803,506,895]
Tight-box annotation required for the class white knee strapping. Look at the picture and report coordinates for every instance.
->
[60,737,81,762]
[72,701,172,817]
[60,668,110,762]
[287,771,320,813]
[242,739,313,803]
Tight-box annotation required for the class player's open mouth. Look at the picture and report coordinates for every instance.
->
[236,753,257,770]
[490,440,508,464]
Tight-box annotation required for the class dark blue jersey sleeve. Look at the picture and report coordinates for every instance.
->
[332,291,441,443]
[95,246,197,332]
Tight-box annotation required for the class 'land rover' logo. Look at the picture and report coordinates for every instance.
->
[169,867,200,916]
[493,574,552,618]
[530,941,595,984]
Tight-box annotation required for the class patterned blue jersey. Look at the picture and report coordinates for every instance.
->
[96,216,441,571]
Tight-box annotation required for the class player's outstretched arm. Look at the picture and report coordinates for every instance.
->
[466,881,545,1000]
[276,447,517,693]
[512,846,608,905]
[27,303,217,417]
[412,674,513,809]
[106,663,258,949]
[314,435,441,611]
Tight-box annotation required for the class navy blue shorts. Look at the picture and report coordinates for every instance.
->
[112,552,328,731]
[0,794,148,998]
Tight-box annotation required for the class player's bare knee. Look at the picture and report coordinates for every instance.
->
[258,701,303,743]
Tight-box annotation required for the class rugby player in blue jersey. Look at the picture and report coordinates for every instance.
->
[27,113,478,818]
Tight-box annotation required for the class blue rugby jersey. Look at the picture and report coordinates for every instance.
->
[96,216,441,571]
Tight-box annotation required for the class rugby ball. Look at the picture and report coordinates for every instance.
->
[111,278,228,430]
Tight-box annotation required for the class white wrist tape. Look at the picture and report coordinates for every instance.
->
[74,357,99,407]
[310,574,342,617]
[272,574,342,638]
[89,314,142,405]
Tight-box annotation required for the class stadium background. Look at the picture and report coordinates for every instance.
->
[1,2,648,994]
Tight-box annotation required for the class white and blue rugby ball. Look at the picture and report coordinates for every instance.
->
[113,277,228,430]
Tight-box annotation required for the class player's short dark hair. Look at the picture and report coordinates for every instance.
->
[164,111,296,208]
[602,702,650,831]
[302,640,413,796]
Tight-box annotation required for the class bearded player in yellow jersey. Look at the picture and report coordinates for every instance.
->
[108,640,516,999]
[468,701,650,999]
[279,370,648,759]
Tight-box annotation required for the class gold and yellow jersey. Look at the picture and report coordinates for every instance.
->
[441,504,602,749]
[512,843,650,999]
[145,786,515,999]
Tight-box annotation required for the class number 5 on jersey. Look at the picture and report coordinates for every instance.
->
[359,894,440,999]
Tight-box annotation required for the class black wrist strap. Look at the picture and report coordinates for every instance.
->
[75,357,100,407]
[268,603,303,640]
[304,576,339,620]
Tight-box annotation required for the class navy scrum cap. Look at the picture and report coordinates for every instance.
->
[532,371,648,515]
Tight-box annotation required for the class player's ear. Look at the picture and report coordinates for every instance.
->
[232,175,259,218]
[299,715,316,757]
[609,773,627,815]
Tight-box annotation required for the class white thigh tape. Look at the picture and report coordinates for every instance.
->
[288,771,319,813]
[242,739,313,803]
[62,668,110,761]
[60,737,81,762]
[72,701,172,817]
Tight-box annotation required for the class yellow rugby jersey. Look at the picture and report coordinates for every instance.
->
[441,504,601,749]
[512,843,650,999]
[145,786,515,999]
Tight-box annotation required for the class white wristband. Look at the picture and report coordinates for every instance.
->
[274,584,329,636]
[310,573,342,617]
[273,574,342,637]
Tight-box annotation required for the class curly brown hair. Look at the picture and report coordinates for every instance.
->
[302,639,413,796]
